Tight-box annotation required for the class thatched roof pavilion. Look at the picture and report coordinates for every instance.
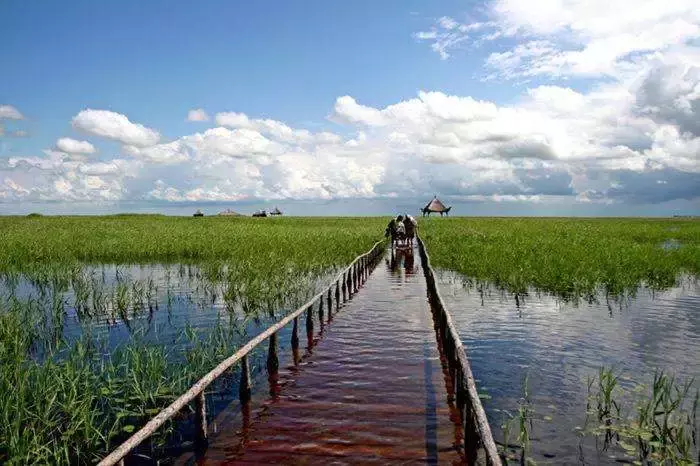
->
[421,196,452,217]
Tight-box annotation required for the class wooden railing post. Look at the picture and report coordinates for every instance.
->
[335,281,340,307]
[194,391,208,450]
[306,306,313,336]
[318,298,324,325]
[291,316,299,350]
[239,355,251,404]
[353,264,358,292]
[342,273,347,302]
[267,332,279,374]
[327,288,333,315]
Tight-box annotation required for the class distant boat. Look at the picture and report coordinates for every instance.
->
[252,210,268,217]
[193,209,204,217]
[269,206,283,216]
[218,208,242,217]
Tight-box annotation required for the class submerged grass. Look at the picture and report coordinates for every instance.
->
[0,216,386,464]
[420,217,700,300]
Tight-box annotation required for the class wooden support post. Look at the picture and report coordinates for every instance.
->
[267,332,279,374]
[342,273,347,302]
[318,298,324,325]
[194,391,208,450]
[239,355,251,404]
[327,288,333,315]
[291,316,299,350]
[464,401,478,465]
[455,367,465,410]
[335,281,340,307]
[306,306,313,336]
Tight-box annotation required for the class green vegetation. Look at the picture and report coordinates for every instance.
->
[584,368,698,465]
[420,217,700,299]
[0,215,384,269]
[0,215,385,464]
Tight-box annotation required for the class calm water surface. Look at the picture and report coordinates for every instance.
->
[1,263,339,356]
[437,270,700,464]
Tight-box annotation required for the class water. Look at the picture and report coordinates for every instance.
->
[0,263,340,358]
[436,270,700,464]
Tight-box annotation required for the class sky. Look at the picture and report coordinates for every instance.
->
[1,0,699,216]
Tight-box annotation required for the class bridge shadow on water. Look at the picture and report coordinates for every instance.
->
[180,246,466,465]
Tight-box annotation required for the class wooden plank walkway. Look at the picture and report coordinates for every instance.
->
[189,246,465,465]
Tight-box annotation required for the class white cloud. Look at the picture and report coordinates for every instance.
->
[216,111,250,128]
[0,105,24,120]
[2,65,699,205]
[416,0,700,80]
[56,137,96,155]
[72,109,160,147]
[186,108,209,122]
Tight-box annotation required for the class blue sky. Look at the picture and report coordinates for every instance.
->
[1,0,699,216]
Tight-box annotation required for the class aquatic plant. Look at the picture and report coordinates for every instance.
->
[420,217,700,300]
[584,368,699,465]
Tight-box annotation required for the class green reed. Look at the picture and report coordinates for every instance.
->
[499,374,537,465]
[420,217,700,300]
[584,368,699,465]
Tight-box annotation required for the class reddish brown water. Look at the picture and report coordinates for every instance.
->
[189,247,465,465]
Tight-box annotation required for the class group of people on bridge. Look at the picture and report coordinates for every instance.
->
[385,214,417,248]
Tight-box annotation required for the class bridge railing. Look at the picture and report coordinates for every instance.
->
[417,236,503,466]
[98,240,386,466]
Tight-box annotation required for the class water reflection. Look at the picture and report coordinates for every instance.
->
[0,262,340,358]
[436,269,700,464]
[388,246,417,278]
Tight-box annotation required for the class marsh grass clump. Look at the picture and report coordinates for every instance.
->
[0,300,254,465]
[420,217,700,300]
[583,368,699,465]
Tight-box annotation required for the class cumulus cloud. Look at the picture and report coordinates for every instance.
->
[186,108,209,122]
[56,137,96,155]
[0,105,24,120]
[72,109,160,147]
[416,0,700,81]
[3,80,698,206]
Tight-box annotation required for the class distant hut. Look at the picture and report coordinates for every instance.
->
[193,209,204,217]
[269,206,283,216]
[252,209,268,217]
[421,196,452,217]
[218,208,242,217]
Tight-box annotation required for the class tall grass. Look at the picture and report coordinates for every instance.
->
[420,217,700,300]
[0,216,386,464]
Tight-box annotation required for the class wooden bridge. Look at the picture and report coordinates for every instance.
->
[99,240,501,465]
